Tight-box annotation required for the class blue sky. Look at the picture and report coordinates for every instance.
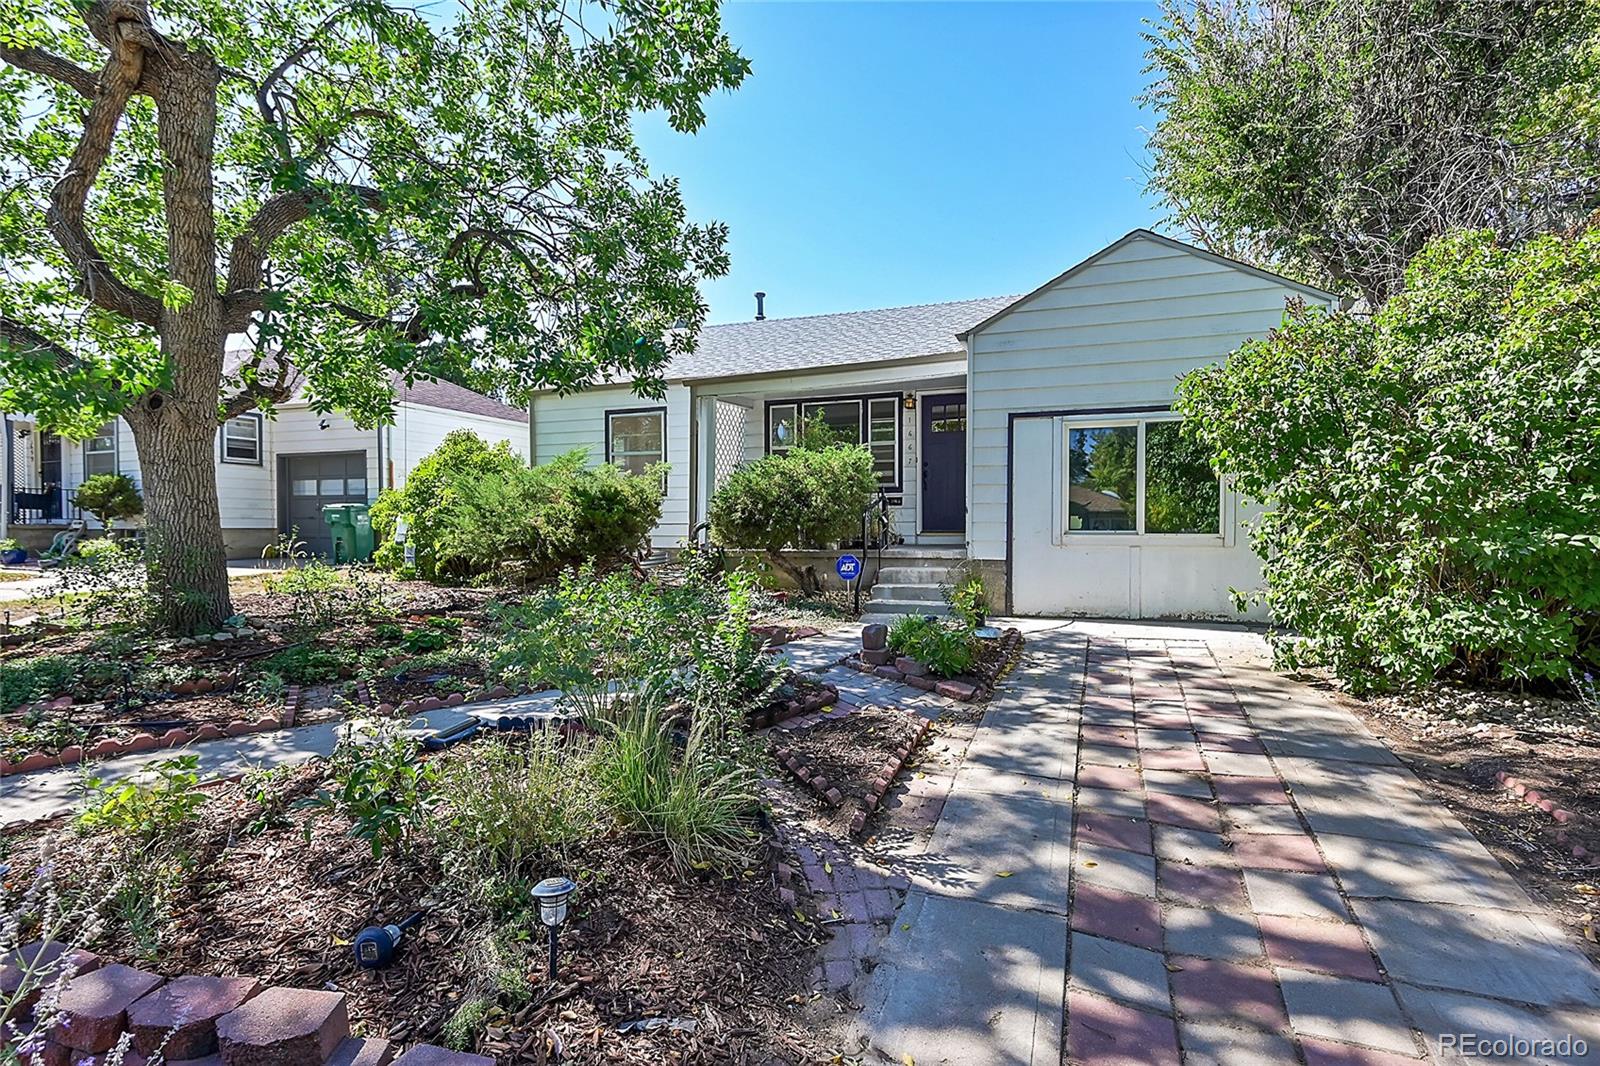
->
[633,1,1164,325]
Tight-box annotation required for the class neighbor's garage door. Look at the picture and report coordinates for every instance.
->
[279,452,369,559]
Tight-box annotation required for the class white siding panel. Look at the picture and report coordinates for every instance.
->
[969,233,1333,618]
[384,404,527,487]
[531,384,691,548]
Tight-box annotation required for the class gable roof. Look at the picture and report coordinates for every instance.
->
[222,348,526,424]
[957,229,1343,341]
[666,294,1018,382]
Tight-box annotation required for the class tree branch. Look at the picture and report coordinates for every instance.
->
[0,45,99,98]
[44,15,163,328]
[222,183,384,328]
[0,316,78,369]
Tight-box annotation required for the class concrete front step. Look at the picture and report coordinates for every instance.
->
[880,546,967,560]
[871,583,948,602]
[863,599,952,617]
[876,566,958,585]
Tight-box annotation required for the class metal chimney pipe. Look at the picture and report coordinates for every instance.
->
[754,292,766,321]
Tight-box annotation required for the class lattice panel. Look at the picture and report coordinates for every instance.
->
[712,400,750,490]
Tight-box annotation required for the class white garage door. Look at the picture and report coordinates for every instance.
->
[1008,415,1265,620]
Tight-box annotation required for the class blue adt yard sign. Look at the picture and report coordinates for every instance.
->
[835,554,862,581]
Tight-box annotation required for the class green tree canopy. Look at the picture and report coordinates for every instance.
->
[1142,0,1600,306]
[0,0,746,628]
[1176,227,1600,693]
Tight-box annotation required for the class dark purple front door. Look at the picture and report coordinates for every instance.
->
[920,392,967,533]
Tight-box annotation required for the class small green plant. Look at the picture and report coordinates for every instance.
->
[263,558,349,633]
[0,537,22,552]
[944,565,990,630]
[260,644,347,685]
[0,655,82,712]
[402,618,460,653]
[242,764,299,835]
[244,670,288,706]
[70,473,143,533]
[373,622,405,644]
[77,755,205,839]
[301,727,438,858]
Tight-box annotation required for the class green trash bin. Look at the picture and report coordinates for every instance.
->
[321,503,375,563]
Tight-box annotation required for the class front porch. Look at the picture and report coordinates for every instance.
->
[2,415,85,544]
[687,360,971,549]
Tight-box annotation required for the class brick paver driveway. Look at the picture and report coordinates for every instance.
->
[856,621,1600,1066]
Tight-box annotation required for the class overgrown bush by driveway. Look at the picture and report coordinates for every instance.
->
[1178,226,1600,693]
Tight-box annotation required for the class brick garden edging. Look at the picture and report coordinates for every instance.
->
[770,701,931,838]
[0,713,288,778]
[1,941,493,1065]
[1496,769,1593,862]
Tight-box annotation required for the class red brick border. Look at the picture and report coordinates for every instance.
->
[1497,770,1593,861]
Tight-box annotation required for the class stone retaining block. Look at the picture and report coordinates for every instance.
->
[0,940,102,1012]
[128,974,262,1059]
[216,986,349,1066]
[53,962,165,1053]
[390,1046,494,1066]
[328,1036,397,1066]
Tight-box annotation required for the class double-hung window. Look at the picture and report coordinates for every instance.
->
[1065,416,1220,536]
[84,422,117,478]
[606,408,666,479]
[220,413,263,464]
[766,394,901,487]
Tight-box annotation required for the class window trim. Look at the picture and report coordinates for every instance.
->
[83,421,118,480]
[219,412,265,466]
[762,392,903,491]
[604,406,667,481]
[1062,413,1223,541]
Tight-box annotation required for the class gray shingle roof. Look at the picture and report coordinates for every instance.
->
[666,295,1018,381]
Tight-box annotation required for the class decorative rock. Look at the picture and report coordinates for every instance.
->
[1554,809,1573,824]
[935,679,978,701]
[390,1047,494,1066]
[211,631,234,642]
[873,666,905,682]
[824,787,843,806]
[1524,789,1542,804]
[376,703,396,716]
[444,693,465,707]
[327,1036,397,1066]
[861,623,888,651]
[905,674,936,692]
[216,986,349,1066]
[128,974,262,1059]
[812,776,830,792]
[860,647,893,667]
[0,941,101,1011]
[53,962,164,1053]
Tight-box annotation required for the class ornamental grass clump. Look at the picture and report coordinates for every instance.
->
[1177,226,1600,694]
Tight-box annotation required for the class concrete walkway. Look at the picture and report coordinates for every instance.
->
[854,621,1600,1066]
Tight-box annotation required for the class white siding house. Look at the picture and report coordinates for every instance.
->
[3,373,527,560]
[529,229,1339,620]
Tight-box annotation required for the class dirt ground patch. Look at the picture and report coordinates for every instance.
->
[1339,683,1600,964]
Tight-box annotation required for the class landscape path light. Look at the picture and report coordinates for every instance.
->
[532,876,578,981]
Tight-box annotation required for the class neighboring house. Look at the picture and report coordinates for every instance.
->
[530,229,1339,620]
[2,372,526,560]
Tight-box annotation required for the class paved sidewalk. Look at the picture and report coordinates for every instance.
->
[853,621,1600,1066]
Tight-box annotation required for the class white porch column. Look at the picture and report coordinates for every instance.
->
[691,390,718,539]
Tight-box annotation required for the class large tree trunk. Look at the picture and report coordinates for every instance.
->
[125,404,233,632]
[128,42,232,633]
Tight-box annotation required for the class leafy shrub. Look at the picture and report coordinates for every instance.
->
[707,442,877,592]
[887,615,976,677]
[302,726,437,857]
[372,431,662,582]
[401,617,461,653]
[594,689,758,873]
[77,755,205,839]
[54,538,151,628]
[71,473,143,532]
[1177,227,1600,692]
[944,563,990,629]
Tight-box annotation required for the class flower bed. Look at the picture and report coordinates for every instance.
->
[772,703,928,837]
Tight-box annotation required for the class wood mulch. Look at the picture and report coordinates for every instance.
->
[1338,682,1600,964]
[7,756,832,1065]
